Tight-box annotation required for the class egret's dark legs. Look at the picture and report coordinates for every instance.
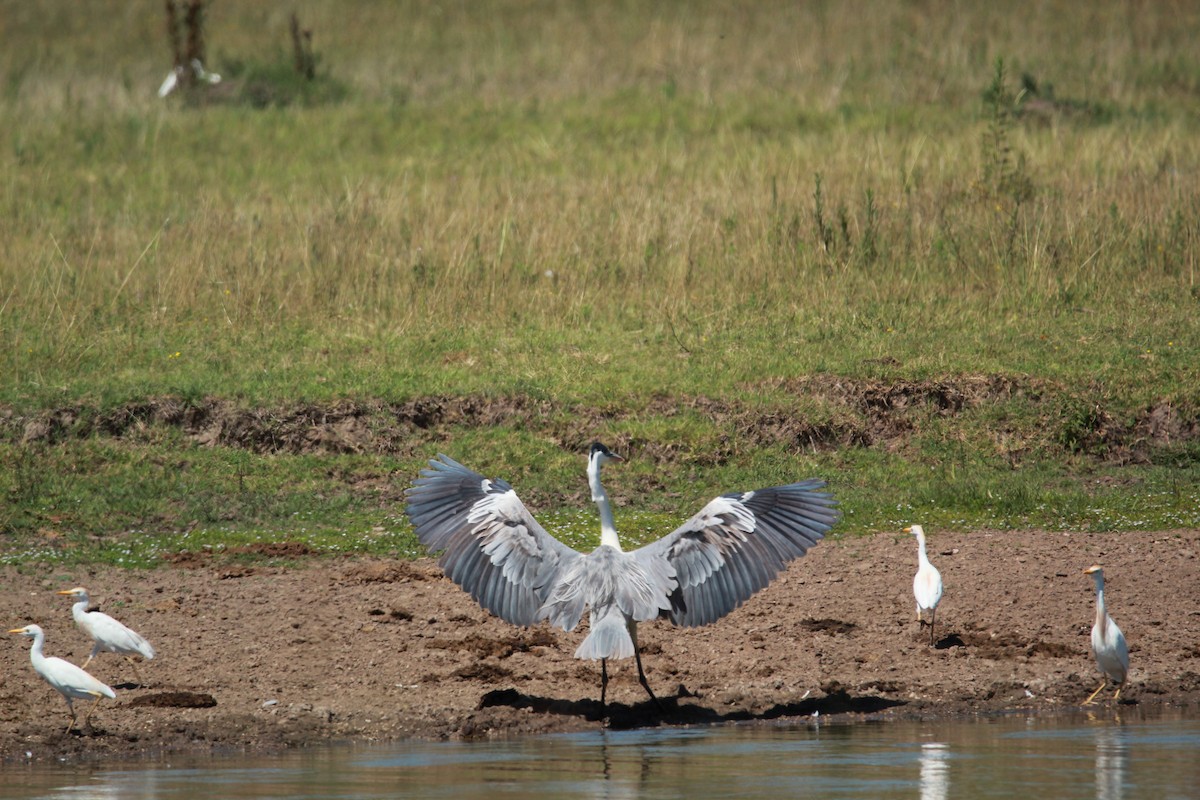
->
[600,658,609,705]
[929,608,937,646]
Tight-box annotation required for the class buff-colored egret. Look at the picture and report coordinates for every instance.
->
[57,587,155,682]
[1083,565,1128,704]
[10,624,117,735]
[905,525,943,646]
[406,443,840,706]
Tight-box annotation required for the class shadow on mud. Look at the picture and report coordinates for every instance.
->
[478,685,904,730]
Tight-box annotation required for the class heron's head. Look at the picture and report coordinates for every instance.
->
[904,524,924,537]
[56,587,89,602]
[1083,565,1104,577]
[588,442,624,467]
[9,624,40,637]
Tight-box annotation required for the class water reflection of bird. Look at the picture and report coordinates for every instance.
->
[10,624,117,735]
[57,587,155,682]
[919,742,950,800]
[1083,565,1128,704]
[406,443,840,706]
[905,525,943,646]
[1093,723,1128,800]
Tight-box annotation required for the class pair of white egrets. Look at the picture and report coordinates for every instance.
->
[905,525,1127,703]
[10,587,155,735]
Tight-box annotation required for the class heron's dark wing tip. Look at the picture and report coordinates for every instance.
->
[658,479,841,627]
[404,455,580,628]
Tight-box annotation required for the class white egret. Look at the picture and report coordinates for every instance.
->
[57,587,155,681]
[158,59,221,97]
[190,58,221,85]
[905,525,943,646]
[1083,565,1128,704]
[158,66,183,98]
[10,624,117,735]
[406,443,840,706]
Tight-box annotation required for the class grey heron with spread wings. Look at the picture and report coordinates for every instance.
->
[405,443,840,707]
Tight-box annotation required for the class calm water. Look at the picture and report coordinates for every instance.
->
[3,711,1198,799]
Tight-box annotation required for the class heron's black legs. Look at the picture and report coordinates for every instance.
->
[634,647,663,710]
[598,650,663,711]
[929,608,937,646]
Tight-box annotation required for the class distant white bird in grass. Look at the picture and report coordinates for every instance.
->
[1083,565,1128,705]
[190,59,221,85]
[158,58,221,97]
[10,624,116,735]
[57,587,155,682]
[905,525,943,646]
[406,443,840,707]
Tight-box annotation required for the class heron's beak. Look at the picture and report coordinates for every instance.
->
[8,627,27,634]
[55,590,74,596]
[902,526,912,533]
[1083,565,1101,575]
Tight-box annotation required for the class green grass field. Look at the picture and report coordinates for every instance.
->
[2,1,1199,566]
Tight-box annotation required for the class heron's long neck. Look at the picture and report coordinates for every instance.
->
[588,461,621,551]
[72,600,89,622]
[29,632,46,666]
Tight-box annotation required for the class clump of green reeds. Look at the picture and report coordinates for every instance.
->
[981,58,1034,206]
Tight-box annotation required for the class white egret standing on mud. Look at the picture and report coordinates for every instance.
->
[10,624,116,735]
[57,587,155,682]
[1083,565,1128,704]
[905,525,943,646]
[406,443,840,707]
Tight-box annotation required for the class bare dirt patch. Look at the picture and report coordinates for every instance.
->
[6,378,1199,464]
[2,528,1199,763]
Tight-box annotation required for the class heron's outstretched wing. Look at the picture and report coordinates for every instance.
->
[636,480,840,627]
[405,454,582,626]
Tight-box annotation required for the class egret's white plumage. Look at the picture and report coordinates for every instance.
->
[158,59,221,97]
[57,587,155,679]
[905,525,943,646]
[406,443,840,706]
[158,67,181,98]
[190,58,221,85]
[10,624,116,735]
[1083,565,1128,705]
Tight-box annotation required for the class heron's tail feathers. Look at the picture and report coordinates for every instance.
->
[575,612,634,661]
